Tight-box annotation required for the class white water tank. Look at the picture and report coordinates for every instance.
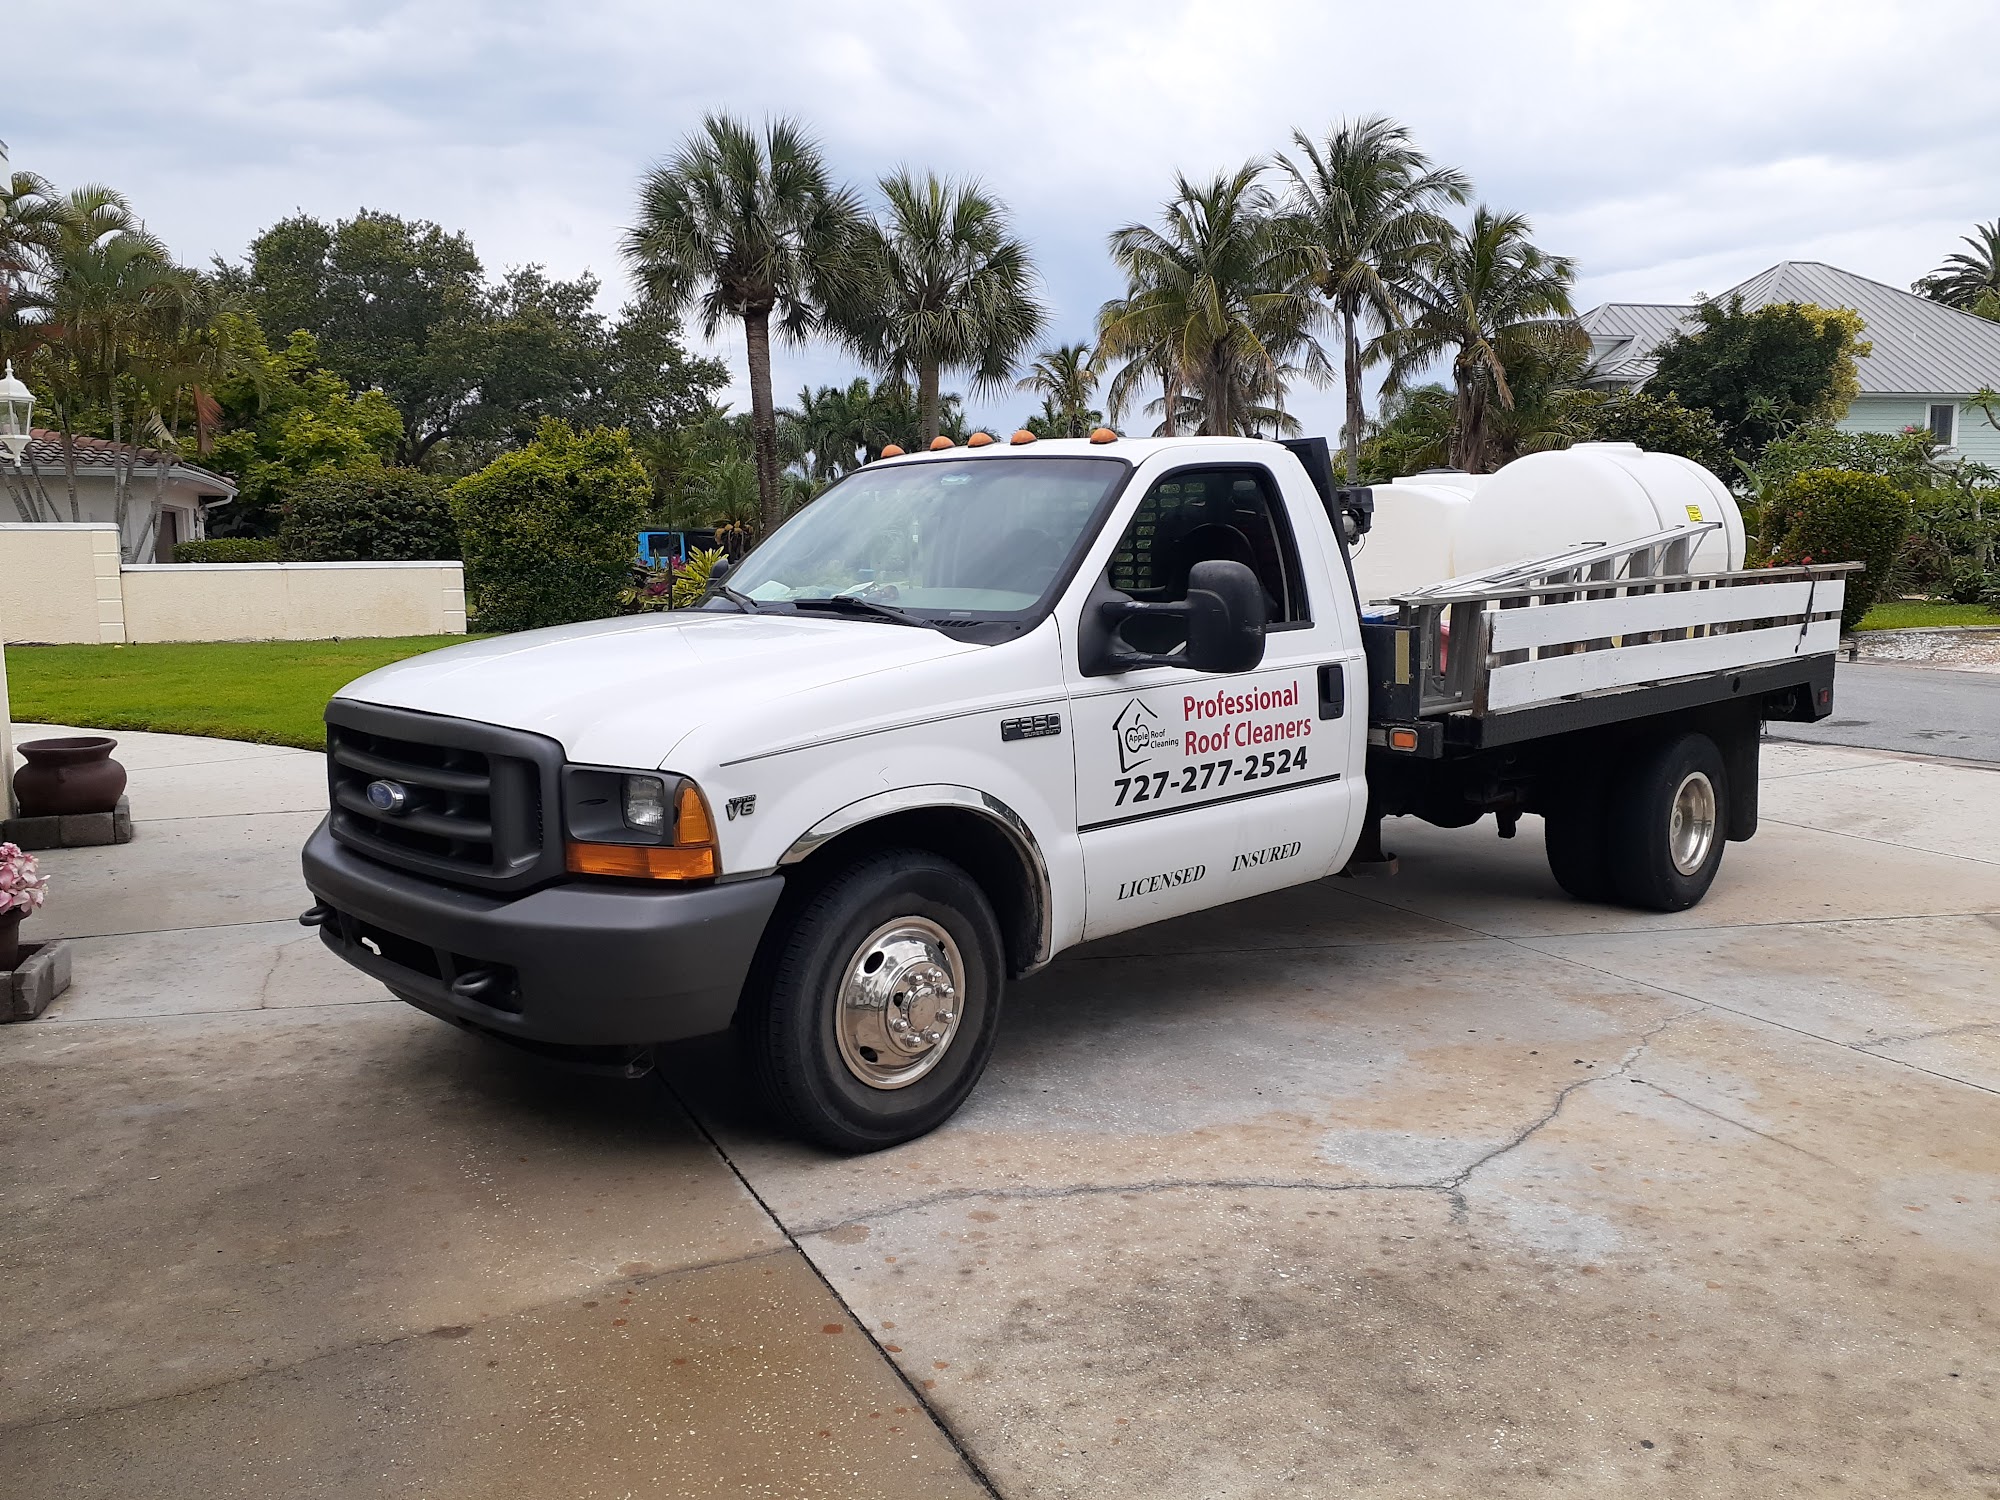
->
[1351,473,1481,601]
[1350,445,1743,601]
[1454,443,1743,580]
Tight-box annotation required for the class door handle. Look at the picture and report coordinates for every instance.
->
[1317,663,1345,720]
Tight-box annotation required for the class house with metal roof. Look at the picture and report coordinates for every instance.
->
[3,429,237,561]
[1581,261,2000,467]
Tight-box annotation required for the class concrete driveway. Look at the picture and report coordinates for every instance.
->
[4,723,1998,1498]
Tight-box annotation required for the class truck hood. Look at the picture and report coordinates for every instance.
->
[334,611,986,768]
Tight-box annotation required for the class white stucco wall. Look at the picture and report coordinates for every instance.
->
[119,562,467,642]
[0,524,127,644]
[0,526,465,644]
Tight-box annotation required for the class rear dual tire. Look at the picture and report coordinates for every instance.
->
[1546,732,1728,913]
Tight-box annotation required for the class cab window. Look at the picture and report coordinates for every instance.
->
[1106,466,1310,652]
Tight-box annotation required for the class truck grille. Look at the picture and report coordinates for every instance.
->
[325,701,564,893]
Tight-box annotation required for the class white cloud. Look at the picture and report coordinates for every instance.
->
[12,0,1996,438]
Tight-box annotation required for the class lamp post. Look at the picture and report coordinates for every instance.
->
[0,361,32,466]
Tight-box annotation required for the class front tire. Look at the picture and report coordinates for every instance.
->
[1607,732,1728,912]
[743,848,1005,1152]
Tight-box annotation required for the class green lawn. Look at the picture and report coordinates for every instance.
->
[1854,600,2000,632]
[4,636,482,749]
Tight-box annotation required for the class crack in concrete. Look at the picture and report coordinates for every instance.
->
[0,1244,796,1437]
[1633,1081,1839,1165]
[1857,1020,2000,1049]
[786,1014,1687,1239]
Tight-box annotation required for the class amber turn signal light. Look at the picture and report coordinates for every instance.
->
[566,781,718,880]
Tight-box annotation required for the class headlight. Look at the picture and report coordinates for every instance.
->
[622,775,668,833]
[561,767,718,880]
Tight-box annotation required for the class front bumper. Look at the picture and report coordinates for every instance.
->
[302,820,784,1048]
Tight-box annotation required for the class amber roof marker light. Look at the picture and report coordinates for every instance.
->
[929,436,956,450]
[1088,427,1118,444]
[878,443,905,458]
[966,431,994,447]
[1010,429,1037,445]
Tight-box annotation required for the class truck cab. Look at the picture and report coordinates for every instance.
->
[302,435,1843,1150]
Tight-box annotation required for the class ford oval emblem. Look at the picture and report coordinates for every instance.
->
[365,779,411,816]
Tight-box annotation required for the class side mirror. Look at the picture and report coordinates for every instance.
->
[1089,558,1267,675]
[1184,560,1267,673]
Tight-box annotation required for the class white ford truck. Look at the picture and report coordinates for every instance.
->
[301,435,1847,1149]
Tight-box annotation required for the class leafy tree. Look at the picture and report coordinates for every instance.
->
[838,171,1046,446]
[451,419,651,632]
[1649,297,1869,466]
[1763,468,1910,629]
[1015,343,1101,437]
[202,316,404,536]
[1097,163,1317,438]
[1381,206,1577,473]
[277,468,458,561]
[569,300,729,446]
[1914,220,2000,314]
[624,114,865,534]
[241,210,610,469]
[1276,116,1470,481]
[1581,390,1729,477]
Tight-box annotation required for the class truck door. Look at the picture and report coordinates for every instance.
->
[1064,461,1363,940]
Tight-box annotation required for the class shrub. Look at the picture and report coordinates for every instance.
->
[1766,468,1911,631]
[172,537,280,563]
[277,470,459,562]
[1944,562,1993,605]
[451,420,651,633]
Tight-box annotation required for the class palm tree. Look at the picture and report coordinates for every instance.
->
[1915,220,2000,313]
[32,188,189,543]
[623,115,865,533]
[1276,117,1470,481]
[835,172,1045,447]
[1379,206,1577,473]
[1015,343,1100,437]
[1096,164,1319,439]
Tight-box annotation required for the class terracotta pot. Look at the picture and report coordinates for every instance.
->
[0,909,20,971]
[13,736,127,818]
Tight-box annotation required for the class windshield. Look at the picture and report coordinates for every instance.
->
[724,456,1128,621]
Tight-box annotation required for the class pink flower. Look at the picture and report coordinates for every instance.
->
[0,842,48,915]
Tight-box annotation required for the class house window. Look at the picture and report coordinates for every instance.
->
[1929,403,1957,446]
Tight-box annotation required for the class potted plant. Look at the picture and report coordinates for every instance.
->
[0,842,49,969]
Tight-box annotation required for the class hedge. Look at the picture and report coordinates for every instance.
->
[172,538,281,563]
[1765,468,1910,631]
[276,469,460,562]
[451,420,651,633]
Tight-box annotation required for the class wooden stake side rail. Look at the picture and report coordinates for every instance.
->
[1377,532,1862,721]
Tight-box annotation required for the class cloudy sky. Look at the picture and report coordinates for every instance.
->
[13,0,1994,437]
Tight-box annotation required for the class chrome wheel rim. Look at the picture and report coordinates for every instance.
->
[1669,770,1717,876]
[834,917,965,1091]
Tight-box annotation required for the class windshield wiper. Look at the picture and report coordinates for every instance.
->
[706,581,762,613]
[791,595,933,629]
